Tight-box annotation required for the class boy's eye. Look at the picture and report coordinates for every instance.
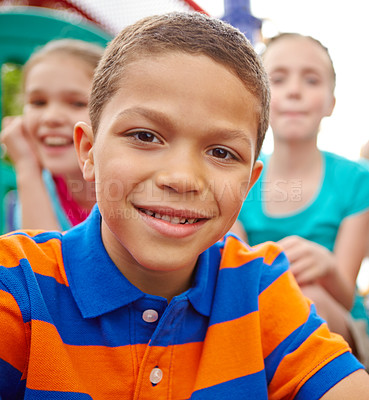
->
[131,131,161,143]
[209,147,236,160]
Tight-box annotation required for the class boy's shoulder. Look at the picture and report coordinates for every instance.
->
[218,234,286,268]
[215,235,290,292]
[0,230,67,285]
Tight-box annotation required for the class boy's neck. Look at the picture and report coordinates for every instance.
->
[63,171,96,211]
[130,268,195,303]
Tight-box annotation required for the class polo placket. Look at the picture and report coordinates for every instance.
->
[132,298,189,400]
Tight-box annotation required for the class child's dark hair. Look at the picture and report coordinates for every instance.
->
[90,12,270,159]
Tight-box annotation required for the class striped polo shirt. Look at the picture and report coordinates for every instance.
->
[0,205,362,399]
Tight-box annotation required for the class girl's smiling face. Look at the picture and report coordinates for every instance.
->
[23,54,93,176]
[76,52,262,290]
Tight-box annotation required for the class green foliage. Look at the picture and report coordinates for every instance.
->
[1,64,22,163]
[2,63,23,118]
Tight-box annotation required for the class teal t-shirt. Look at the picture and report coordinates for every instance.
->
[239,151,369,251]
[238,151,369,325]
[5,170,71,232]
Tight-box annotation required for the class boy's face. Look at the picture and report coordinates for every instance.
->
[76,53,262,281]
[264,37,335,142]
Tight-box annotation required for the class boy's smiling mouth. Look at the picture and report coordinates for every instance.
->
[136,206,209,225]
[139,208,200,224]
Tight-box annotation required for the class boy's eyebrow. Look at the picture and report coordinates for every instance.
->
[115,106,253,147]
[115,107,175,130]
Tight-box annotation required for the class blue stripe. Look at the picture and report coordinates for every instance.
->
[0,358,25,399]
[0,260,33,324]
[24,389,92,399]
[259,251,289,294]
[208,259,261,325]
[190,370,268,399]
[34,274,209,347]
[6,231,62,244]
[265,304,324,384]
[295,351,363,400]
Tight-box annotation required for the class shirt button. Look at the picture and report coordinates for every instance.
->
[150,367,163,384]
[142,309,159,323]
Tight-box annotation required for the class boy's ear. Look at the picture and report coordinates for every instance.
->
[74,122,95,182]
[244,160,263,200]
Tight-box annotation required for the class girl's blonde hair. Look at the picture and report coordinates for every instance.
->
[23,39,105,85]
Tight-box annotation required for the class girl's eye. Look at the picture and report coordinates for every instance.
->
[30,99,46,107]
[305,76,319,85]
[270,75,285,85]
[132,131,161,143]
[210,147,235,160]
[72,101,88,108]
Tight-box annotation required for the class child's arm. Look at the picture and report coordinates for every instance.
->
[1,116,60,230]
[320,369,369,399]
[360,139,369,160]
[279,209,369,310]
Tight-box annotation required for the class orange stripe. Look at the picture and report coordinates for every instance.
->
[259,270,312,358]
[26,320,203,399]
[220,237,283,269]
[26,317,263,398]
[194,311,264,391]
[27,319,137,397]
[0,290,29,372]
[268,324,350,399]
[0,234,68,286]
[171,342,204,398]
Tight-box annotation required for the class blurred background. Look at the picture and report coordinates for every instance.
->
[1,0,368,288]
[199,0,369,161]
[1,0,368,160]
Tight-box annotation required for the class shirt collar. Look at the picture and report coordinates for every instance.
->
[62,204,219,318]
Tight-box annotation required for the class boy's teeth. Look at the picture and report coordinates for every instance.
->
[140,209,199,224]
[161,214,171,222]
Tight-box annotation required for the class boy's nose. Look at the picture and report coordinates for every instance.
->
[154,153,205,194]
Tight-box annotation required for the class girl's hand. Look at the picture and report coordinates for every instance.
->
[278,235,335,286]
[1,116,41,171]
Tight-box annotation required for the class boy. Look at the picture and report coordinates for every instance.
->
[0,12,368,399]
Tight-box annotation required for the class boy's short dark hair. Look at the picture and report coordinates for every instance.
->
[89,12,270,159]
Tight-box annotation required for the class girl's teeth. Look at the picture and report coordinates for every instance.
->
[44,136,70,146]
[187,218,196,224]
